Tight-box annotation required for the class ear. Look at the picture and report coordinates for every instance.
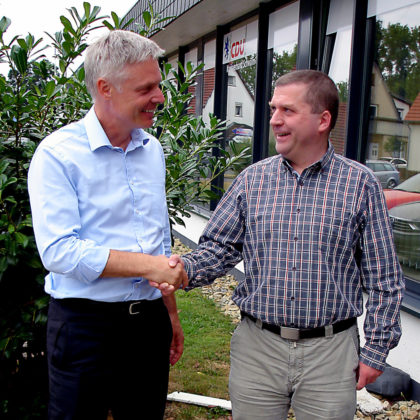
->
[318,110,332,134]
[96,78,112,100]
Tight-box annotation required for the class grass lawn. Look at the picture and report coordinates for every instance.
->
[164,288,236,419]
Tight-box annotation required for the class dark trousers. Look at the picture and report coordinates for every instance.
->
[46,297,172,420]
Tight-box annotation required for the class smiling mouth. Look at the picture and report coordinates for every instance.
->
[276,132,290,138]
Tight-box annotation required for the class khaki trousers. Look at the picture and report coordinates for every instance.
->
[229,316,359,420]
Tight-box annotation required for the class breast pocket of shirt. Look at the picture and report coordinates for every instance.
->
[314,205,359,251]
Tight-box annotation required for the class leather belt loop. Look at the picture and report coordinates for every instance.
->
[129,301,142,315]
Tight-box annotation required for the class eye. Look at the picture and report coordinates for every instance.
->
[269,106,276,116]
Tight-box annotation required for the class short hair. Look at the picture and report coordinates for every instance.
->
[84,30,165,99]
[275,70,339,130]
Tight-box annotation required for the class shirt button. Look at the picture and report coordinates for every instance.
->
[290,296,295,301]
[299,180,304,186]
[292,267,297,271]
[297,208,301,213]
[294,236,298,241]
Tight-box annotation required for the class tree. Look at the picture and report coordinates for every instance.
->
[233,45,298,98]
[337,81,349,103]
[375,21,420,102]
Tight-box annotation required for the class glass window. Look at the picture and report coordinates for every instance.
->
[367,0,420,283]
[202,39,216,127]
[326,0,354,156]
[268,1,299,156]
[223,18,258,189]
[184,48,198,116]
[235,103,243,117]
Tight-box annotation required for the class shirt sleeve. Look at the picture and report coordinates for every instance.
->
[182,173,245,288]
[161,149,172,258]
[28,144,110,284]
[358,180,405,371]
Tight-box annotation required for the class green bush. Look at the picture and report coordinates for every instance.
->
[0,2,250,417]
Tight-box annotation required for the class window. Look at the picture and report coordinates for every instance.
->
[223,17,258,190]
[366,0,420,286]
[267,1,299,156]
[369,104,378,118]
[235,103,243,117]
[325,0,354,156]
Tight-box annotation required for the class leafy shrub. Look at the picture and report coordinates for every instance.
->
[0,2,249,417]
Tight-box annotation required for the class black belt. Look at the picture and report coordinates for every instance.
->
[51,297,163,316]
[242,312,356,341]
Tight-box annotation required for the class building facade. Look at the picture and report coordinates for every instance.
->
[125,0,420,399]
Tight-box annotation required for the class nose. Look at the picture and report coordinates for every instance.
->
[270,110,283,126]
[152,86,165,104]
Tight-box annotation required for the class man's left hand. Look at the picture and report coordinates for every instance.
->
[356,361,383,390]
[169,314,184,365]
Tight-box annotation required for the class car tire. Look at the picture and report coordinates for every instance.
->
[387,179,397,189]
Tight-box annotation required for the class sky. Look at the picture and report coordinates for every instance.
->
[0,0,137,74]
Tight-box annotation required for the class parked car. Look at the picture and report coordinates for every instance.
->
[389,201,420,271]
[378,156,407,169]
[365,160,400,189]
[391,158,407,169]
[384,173,420,209]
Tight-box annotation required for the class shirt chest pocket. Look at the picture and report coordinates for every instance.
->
[310,205,360,249]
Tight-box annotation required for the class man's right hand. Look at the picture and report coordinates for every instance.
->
[146,255,188,290]
[148,254,188,295]
[101,250,188,292]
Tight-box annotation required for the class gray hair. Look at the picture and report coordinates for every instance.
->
[84,30,165,99]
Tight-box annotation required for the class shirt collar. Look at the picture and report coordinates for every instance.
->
[281,141,335,174]
[84,107,151,152]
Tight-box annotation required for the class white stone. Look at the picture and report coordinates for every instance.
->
[356,388,385,415]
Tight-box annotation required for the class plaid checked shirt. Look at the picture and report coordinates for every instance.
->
[182,145,404,370]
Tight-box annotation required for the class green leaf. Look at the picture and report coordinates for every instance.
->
[14,232,29,248]
[0,256,7,273]
[60,16,76,36]
[83,2,92,20]
[0,16,11,36]
[45,80,56,98]
[10,45,28,74]
[142,10,152,29]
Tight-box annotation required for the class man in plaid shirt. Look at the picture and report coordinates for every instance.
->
[160,70,404,419]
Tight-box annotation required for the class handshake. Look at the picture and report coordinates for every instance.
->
[148,254,187,295]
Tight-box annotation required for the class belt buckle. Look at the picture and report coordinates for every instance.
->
[129,301,142,315]
[280,326,300,341]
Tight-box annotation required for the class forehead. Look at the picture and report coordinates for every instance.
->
[271,83,309,103]
[120,59,161,83]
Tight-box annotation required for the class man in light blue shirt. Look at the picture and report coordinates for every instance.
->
[28,30,187,420]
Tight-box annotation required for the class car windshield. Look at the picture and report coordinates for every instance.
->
[395,174,420,193]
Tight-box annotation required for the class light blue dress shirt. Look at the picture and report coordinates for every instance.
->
[28,107,170,302]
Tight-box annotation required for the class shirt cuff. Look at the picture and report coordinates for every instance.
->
[77,246,110,283]
[360,343,389,371]
[181,256,195,291]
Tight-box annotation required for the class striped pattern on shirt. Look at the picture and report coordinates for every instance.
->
[182,146,404,370]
